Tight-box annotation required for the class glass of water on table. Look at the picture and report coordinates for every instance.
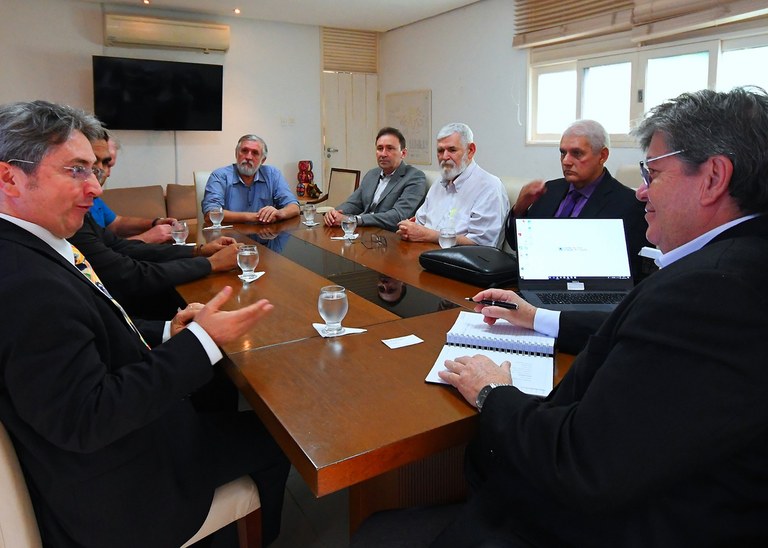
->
[171,220,189,245]
[318,285,348,336]
[237,245,260,282]
[209,206,225,229]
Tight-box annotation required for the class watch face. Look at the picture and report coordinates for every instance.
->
[476,385,494,411]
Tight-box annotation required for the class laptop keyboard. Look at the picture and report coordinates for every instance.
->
[537,292,627,305]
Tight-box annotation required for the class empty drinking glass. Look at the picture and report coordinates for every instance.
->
[302,203,316,226]
[341,215,357,239]
[237,245,260,281]
[318,285,348,336]
[171,220,189,245]
[209,206,224,229]
[439,227,457,249]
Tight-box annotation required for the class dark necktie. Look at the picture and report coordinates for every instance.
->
[71,245,150,349]
[557,190,583,218]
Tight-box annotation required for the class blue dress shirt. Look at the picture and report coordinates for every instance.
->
[201,164,298,214]
[89,197,117,228]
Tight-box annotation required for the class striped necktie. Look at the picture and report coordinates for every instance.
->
[71,245,150,349]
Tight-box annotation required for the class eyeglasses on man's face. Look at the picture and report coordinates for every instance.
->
[639,150,685,188]
[5,158,105,182]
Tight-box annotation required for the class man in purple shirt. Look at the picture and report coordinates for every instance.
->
[505,119,650,279]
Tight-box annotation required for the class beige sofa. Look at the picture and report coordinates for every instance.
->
[100,184,197,223]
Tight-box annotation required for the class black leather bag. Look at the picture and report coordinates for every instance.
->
[419,246,518,288]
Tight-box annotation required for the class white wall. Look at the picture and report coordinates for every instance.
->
[0,0,323,190]
[1,0,644,192]
[378,0,643,182]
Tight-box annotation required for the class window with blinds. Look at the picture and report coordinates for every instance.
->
[322,27,378,73]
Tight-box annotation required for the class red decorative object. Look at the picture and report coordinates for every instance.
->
[297,160,320,199]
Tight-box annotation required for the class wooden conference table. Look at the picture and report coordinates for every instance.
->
[175,217,574,530]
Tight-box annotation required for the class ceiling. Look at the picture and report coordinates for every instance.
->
[82,0,482,33]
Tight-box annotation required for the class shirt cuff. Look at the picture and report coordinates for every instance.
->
[533,308,561,338]
[186,322,224,365]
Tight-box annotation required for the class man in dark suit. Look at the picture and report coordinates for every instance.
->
[0,100,289,547]
[67,125,243,319]
[323,126,426,232]
[505,119,650,280]
[430,87,768,546]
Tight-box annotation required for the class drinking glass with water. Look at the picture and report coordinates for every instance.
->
[318,285,348,336]
[237,245,260,281]
[302,204,317,226]
[439,227,457,248]
[341,215,358,239]
[171,220,189,245]
[209,206,224,229]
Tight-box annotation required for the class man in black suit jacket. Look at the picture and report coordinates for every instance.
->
[324,127,426,231]
[424,87,768,547]
[0,101,289,547]
[505,119,650,280]
[71,211,240,318]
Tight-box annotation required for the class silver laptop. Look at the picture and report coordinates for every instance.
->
[515,218,634,312]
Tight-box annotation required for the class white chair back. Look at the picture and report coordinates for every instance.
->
[193,171,212,228]
[0,421,42,548]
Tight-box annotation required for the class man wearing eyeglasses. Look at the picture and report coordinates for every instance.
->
[0,100,289,548]
[67,126,243,319]
[88,132,177,244]
[403,87,768,547]
[504,119,650,280]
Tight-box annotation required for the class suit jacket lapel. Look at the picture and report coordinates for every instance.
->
[0,218,116,304]
[371,162,407,212]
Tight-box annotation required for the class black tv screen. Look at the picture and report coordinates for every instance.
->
[92,56,223,131]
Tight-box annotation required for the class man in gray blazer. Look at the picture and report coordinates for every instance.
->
[323,127,426,231]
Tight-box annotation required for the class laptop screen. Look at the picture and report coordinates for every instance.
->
[516,218,632,281]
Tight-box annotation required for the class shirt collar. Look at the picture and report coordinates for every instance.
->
[656,213,760,268]
[568,169,605,199]
[0,212,75,264]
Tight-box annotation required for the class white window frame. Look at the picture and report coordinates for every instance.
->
[527,28,768,146]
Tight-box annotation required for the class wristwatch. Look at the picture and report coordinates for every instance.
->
[476,383,511,412]
[355,214,363,226]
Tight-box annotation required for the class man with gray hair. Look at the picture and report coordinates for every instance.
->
[506,119,649,279]
[0,101,289,547]
[202,133,300,224]
[397,122,509,248]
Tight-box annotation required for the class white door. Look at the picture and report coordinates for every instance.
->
[321,72,378,191]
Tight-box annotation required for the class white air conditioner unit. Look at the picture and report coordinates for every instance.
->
[104,14,230,53]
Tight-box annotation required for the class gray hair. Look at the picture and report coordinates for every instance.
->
[236,134,268,158]
[436,123,474,147]
[0,100,104,174]
[563,119,610,151]
[632,86,768,214]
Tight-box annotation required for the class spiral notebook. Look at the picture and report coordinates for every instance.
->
[425,311,555,396]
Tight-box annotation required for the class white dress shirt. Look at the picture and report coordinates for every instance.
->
[414,161,510,248]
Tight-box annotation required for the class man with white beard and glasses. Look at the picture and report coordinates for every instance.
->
[396,122,509,248]
[202,134,300,225]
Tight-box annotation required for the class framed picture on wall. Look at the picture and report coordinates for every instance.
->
[385,90,432,165]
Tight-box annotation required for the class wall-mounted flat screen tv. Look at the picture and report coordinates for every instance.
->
[92,55,223,131]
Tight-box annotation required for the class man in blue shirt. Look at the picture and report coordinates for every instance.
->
[90,135,176,244]
[202,134,300,224]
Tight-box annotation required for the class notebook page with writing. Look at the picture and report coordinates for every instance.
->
[425,311,555,396]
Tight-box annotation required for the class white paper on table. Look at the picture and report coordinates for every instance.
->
[238,271,265,282]
[382,335,424,349]
[203,225,234,230]
[330,234,360,240]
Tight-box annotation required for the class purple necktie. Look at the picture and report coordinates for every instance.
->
[556,190,582,218]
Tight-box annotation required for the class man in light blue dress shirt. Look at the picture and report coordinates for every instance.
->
[202,134,300,224]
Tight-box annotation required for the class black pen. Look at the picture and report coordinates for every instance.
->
[465,298,519,310]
